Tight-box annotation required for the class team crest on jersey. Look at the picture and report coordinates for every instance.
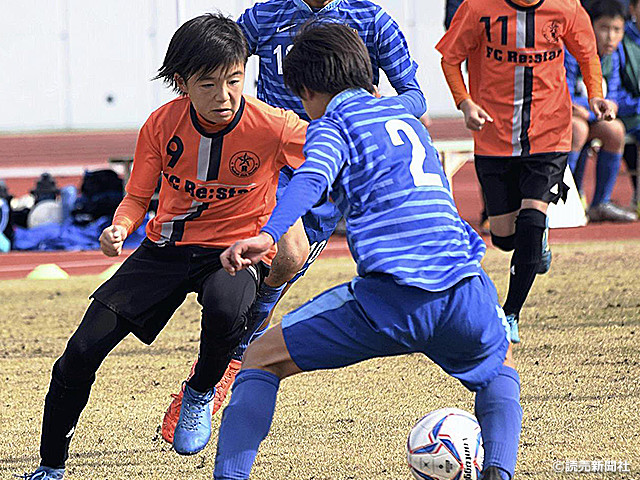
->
[543,20,561,44]
[229,151,260,177]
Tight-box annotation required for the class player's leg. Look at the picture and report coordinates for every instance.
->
[500,154,568,343]
[475,156,523,342]
[214,279,415,480]
[23,301,131,479]
[172,265,259,455]
[161,221,307,443]
[426,271,521,480]
[24,242,191,479]
[587,119,637,221]
[233,219,308,357]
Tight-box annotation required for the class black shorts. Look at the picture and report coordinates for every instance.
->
[475,153,569,217]
[91,239,267,344]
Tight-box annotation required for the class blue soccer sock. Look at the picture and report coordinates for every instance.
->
[567,150,581,172]
[214,369,280,480]
[231,283,285,361]
[592,149,622,206]
[232,323,269,361]
[474,365,522,480]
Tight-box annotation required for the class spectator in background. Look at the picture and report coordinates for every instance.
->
[566,0,638,222]
[623,0,640,213]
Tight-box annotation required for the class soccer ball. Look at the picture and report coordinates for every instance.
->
[406,408,483,480]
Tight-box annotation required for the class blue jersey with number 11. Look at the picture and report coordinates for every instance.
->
[297,89,485,291]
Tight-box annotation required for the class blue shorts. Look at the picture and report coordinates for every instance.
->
[281,271,510,392]
[278,168,342,283]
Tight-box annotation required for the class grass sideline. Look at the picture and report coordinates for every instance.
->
[1,241,639,479]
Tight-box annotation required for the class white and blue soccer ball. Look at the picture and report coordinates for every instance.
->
[407,408,483,480]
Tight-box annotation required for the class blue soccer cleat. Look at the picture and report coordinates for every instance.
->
[172,384,214,455]
[537,219,552,275]
[506,313,520,344]
[16,466,65,479]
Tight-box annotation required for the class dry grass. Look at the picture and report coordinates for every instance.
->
[1,241,639,479]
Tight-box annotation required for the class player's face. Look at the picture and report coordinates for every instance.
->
[176,63,245,124]
[593,16,625,57]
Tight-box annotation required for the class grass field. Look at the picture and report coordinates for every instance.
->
[1,241,639,479]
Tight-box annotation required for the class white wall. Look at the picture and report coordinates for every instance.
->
[1,0,456,132]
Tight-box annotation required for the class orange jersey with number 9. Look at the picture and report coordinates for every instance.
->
[126,95,307,261]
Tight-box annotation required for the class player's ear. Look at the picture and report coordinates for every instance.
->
[174,74,189,94]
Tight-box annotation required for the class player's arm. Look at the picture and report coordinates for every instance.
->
[374,9,426,118]
[222,171,327,274]
[100,117,161,257]
[564,49,594,121]
[222,121,346,274]
[435,1,493,131]
[440,60,494,131]
[236,6,259,55]
[563,2,614,121]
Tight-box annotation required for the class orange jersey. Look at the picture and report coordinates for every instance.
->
[436,0,601,157]
[123,95,306,261]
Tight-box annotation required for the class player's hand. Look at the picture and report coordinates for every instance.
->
[99,225,128,257]
[221,232,275,276]
[589,97,616,121]
[459,99,494,131]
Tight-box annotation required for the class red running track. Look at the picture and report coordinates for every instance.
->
[0,121,638,280]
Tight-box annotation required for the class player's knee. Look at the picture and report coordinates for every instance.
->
[201,302,246,348]
[491,233,516,252]
[513,208,546,264]
[598,119,626,151]
[56,341,98,386]
[272,231,309,281]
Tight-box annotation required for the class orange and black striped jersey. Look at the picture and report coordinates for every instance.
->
[122,95,306,261]
[436,0,601,157]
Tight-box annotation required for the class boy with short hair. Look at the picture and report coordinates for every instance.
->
[212,22,521,480]
[566,0,638,222]
[161,0,429,443]
[20,13,308,480]
[436,0,615,343]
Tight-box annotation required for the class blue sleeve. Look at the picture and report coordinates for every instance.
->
[374,8,427,118]
[392,77,427,118]
[261,173,327,243]
[237,6,259,55]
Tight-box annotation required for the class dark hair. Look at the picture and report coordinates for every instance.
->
[630,0,639,8]
[585,0,626,22]
[155,13,249,93]
[283,21,375,98]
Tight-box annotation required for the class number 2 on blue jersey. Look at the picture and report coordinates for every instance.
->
[385,119,443,188]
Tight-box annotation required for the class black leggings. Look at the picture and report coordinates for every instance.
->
[40,266,257,468]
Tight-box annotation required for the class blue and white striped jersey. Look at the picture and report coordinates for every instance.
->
[237,0,424,121]
[296,89,485,291]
